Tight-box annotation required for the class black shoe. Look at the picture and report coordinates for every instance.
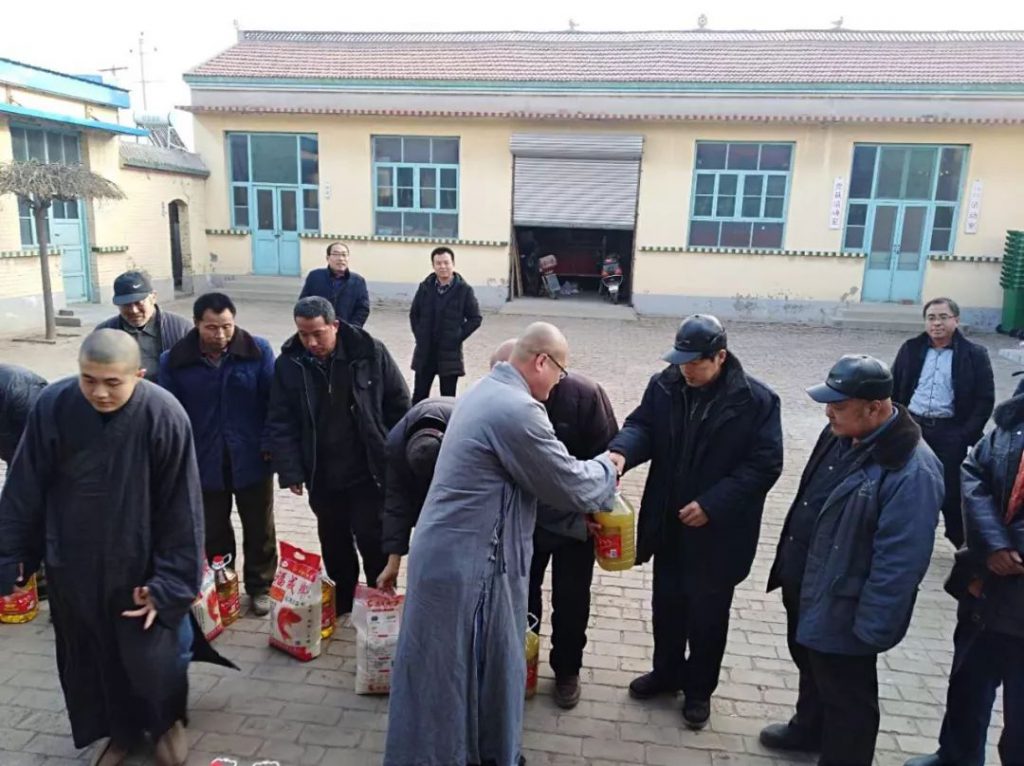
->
[553,675,581,710]
[759,722,821,753]
[904,755,948,766]
[628,672,679,700]
[682,697,710,730]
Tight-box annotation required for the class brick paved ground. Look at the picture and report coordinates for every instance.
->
[0,299,1019,765]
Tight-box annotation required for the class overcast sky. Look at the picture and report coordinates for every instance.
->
[3,0,1023,147]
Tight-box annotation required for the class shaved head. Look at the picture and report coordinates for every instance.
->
[512,322,568,364]
[490,338,518,369]
[78,330,144,413]
[79,329,142,371]
[507,322,570,402]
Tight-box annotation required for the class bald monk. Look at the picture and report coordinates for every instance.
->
[385,322,618,766]
[490,338,619,709]
[0,329,228,766]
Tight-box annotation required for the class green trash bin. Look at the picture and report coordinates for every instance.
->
[1000,230,1024,332]
[1003,288,1024,332]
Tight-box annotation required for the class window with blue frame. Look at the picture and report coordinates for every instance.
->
[842,144,967,254]
[227,133,319,231]
[688,141,794,249]
[10,126,81,245]
[373,136,459,238]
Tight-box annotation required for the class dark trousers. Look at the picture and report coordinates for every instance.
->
[782,586,880,766]
[202,477,277,595]
[918,418,968,547]
[526,532,595,678]
[651,552,734,700]
[412,358,458,404]
[937,621,1024,766]
[308,480,387,614]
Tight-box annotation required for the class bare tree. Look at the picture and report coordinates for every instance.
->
[0,160,124,339]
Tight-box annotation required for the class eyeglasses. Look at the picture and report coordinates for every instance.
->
[545,354,568,381]
[926,314,955,323]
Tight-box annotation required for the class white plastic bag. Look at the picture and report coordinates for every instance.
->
[191,558,224,642]
[352,585,404,695]
[268,542,323,662]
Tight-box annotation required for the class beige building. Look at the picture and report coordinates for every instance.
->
[0,57,209,333]
[182,29,1024,328]
[5,31,1023,333]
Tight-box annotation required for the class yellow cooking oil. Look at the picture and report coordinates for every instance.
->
[0,574,39,624]
[593,492,636,572]
[525,613,540,699]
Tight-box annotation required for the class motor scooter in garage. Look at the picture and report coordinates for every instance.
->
[600,254,623,304]
[539,254,560,299]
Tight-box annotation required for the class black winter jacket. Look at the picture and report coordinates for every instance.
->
[0,364,47,464]
[409,273,482,377]
[263,323,410,492]
[892,329,994,445]
[381,397,456,555]
[951,393,1024,639]
[537,373,619,542]
[299,268,371,328]
[608,354,783,583]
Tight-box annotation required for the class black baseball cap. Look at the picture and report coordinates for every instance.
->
[112,271,154,305]
[807,354,894,403]
[662,314,727,364]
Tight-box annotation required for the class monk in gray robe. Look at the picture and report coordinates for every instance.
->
[384,323,617,766]
[0,330,216,766]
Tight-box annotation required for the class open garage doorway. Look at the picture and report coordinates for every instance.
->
[509,133,643,306]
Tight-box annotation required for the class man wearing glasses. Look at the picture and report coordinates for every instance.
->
[892,297,994,547]
[299,241,371,328]
[608,314,783,730]
[489,337,619,710]
[385,322,617,766]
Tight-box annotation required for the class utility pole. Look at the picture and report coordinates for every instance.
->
[129,32,157,110]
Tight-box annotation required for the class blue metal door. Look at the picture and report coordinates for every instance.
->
[277,188,301,276]
[862,203,929,303]
[51,200,88,302]
[252,187,279,275]
[251,186,301,276]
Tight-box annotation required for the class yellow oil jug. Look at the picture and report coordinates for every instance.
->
[525,613,540,699]
[0,574,39,624]
[321,574,337,640]
[593,492,636,572]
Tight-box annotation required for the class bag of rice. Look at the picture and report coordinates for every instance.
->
[190,558,224,642]
[268,542,323,662]
[352,585,404,694]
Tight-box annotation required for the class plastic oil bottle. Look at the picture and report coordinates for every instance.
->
[525,613,540,699]
[593,491,637,572]
[0,574,39,624]
[321,572,337,640]
[211,555,241,626]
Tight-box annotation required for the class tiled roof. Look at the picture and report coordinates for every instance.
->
[119,143,209,177]
[186,29,1024,86]
[177,105,1024,125]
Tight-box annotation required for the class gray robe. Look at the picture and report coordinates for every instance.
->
[384,363,616,766]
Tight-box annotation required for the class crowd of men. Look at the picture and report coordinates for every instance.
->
[0,239,1020,766]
